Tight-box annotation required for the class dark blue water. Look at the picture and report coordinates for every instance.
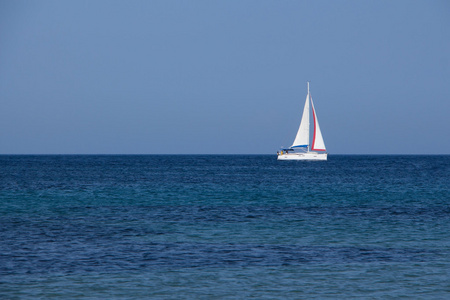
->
[1,155,449,298]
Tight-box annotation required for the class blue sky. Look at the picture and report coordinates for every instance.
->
[1,0,449,154]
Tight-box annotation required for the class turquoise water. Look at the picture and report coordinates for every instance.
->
[1,155,449,298]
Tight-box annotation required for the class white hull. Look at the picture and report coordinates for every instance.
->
[277,152,327,161]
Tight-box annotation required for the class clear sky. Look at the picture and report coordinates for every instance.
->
[1,0,449,154]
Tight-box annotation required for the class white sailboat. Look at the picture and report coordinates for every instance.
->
[277,82,327,161]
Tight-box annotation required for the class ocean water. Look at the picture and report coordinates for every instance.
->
[0,155,449,299]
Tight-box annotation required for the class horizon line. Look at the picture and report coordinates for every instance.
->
[0,153,449,156]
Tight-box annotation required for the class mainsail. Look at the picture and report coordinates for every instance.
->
[291,91,310,149]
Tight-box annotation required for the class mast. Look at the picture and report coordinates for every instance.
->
[307,81,310,152]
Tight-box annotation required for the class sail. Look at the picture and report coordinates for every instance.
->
[310,95,326,151]
[291,92,310,148]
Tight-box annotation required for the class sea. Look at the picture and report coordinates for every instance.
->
[0,155,449,299]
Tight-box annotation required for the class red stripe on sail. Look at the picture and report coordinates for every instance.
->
[310,94,325,151]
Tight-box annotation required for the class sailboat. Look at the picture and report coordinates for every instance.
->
[277,82,327,161]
